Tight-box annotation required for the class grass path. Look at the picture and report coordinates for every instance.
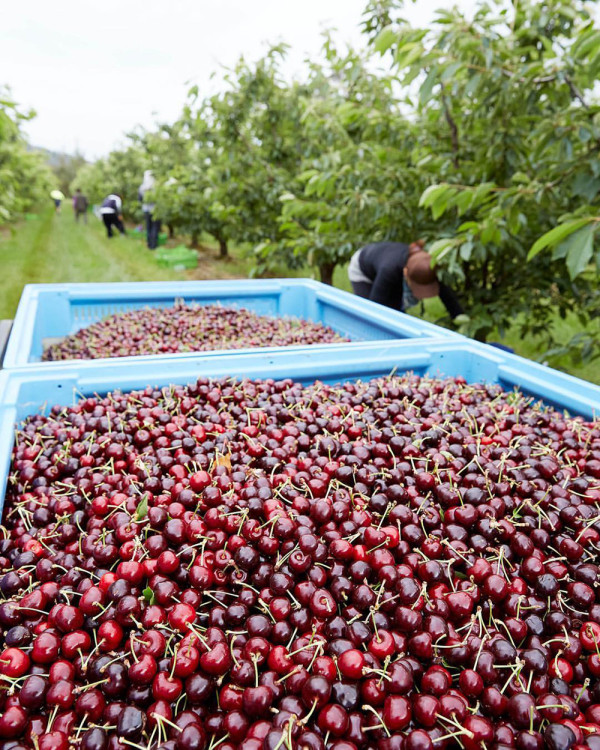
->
[0,208,248,319]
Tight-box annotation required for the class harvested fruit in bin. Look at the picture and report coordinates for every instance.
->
[42,303,347,361]
[1,373,600,749]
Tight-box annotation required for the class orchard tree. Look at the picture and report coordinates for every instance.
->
[369,0,600,344]
[255,39,422,285]
[73,144,148,221]
[152,102,234,254]
[120,124,187,240]
[0,89,52,223]
[170,47,303,258]
[51,151,87,195]
[71,160,109,207]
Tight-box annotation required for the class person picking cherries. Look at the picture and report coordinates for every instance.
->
[348,240,464,320]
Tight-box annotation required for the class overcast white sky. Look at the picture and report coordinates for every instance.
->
[1,0,477,159]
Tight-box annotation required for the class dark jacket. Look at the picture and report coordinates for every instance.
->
[358,242,464,318]
[74,194,88,212]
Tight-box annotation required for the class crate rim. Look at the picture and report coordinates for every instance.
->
[1,337,599,511]
[4,278,462,369]
[1,337,599,415]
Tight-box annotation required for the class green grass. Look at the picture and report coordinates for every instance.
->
[0,210,173,317]
[0,208,259,319]
[1,208,596,383]
[0,208,317,321]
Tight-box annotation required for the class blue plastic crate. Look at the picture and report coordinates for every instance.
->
[1,338,599,510]
[3,279,459,367]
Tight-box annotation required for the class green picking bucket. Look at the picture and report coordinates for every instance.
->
[156,245,198,269]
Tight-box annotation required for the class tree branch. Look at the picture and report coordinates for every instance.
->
[440,85,460,169]
[564,74,589,110]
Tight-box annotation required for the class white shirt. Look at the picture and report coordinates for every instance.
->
[100,195,122,215]
[348,248,371,283]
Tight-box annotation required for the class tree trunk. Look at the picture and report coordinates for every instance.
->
[218,237,228,258]
[167,224,174,239]
[319,261,336,286]
[190,232,199,249]
[462,261,473,292]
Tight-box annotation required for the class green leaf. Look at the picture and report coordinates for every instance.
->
[428,238,457,264]
[135,495,148,521]
[589,47,600,77]
[395,42,424,69]
[480,223,495,245]
[373,27,397,55]
[143,586,155,605]
[472,183,494,206]
[552,239,570,260]
[572,29,600,60]
[572,173,600,202]
[440,62,463,83]
[527,219,593,261]
[431,194,451,220]
[459,241,473,261]
[565,225,595,280]
[457,221,479,232]
[419,184,448,208]
[464,73,481,97]
[454,191,473,216]
[579,126,592,143]
[419,68,438,106]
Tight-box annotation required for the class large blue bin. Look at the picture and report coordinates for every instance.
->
[1,338,599,512]
[3,279,459,368]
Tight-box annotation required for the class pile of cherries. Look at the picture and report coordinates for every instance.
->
[1,373,600,750]
[42,303,346,361]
